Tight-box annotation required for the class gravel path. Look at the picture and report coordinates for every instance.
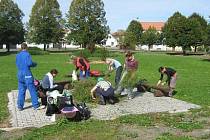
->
[91,92,201,120]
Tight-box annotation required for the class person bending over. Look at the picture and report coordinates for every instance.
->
[91,77,116,105]
[157,66,177,97]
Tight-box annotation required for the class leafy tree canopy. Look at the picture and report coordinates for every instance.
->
[0,0,24,51]
[66,0,109,49]
[28,0,64,50]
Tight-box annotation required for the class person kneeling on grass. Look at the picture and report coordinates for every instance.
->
[91,77,116,105]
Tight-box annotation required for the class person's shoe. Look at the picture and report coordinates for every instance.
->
[108,98,115,104]
[168,92,173,97]
[18,108,24,111]
[98,100,106,105]
[34,106,43,110]
[40,105,46,109]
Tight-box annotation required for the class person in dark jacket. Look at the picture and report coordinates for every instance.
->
[41,69,63,107]
[157,66,177,97]
[16,43,40,111]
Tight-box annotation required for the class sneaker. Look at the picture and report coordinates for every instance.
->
[168,92,173,97]
[40,105,46,109]
[18,108,23,111]
[34,106,43,110]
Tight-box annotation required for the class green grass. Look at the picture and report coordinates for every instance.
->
[1,52,210,139]
[156,132,196,140]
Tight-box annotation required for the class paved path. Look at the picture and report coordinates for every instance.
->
[6,90,201,129]
[91,92,201,120]
[7,90,53,128]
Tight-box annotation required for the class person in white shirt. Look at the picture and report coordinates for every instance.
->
[105,58,123,88]
[41,69,63,108]
[91,77,116,105]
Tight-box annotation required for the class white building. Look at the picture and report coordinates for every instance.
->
[104,34,118,47]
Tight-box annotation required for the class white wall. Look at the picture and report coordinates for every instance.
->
[105,34,118,47]
[139,45,183,51]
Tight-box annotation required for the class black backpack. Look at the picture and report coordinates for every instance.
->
[76,103,91,120]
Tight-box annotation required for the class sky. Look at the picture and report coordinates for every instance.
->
[13,0,210,32]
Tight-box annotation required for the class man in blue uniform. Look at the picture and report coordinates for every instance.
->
[16,43,40,110]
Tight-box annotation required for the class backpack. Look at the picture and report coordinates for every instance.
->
[76,103,91,120]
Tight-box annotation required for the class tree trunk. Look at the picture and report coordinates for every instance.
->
[183,49,186,55]
[6,43,10,52]
[44,44,46,51]
[194,46,197,52]
[172,47,175,52]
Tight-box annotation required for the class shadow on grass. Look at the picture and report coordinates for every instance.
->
[0,51,17,56]
[202,59,210,62]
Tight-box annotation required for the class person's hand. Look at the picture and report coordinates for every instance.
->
[161,82,166,86]
[157,80,161,86]
[32,62,37,67]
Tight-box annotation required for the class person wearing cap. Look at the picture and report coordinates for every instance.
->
[71,55,90,80]
[16,42,40,111]
[157,66,177,97]
[90,77,115,105]
[105,58,123,88]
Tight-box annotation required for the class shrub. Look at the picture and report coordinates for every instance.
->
[72,79,96,103]
[28,47,49,55]
[71,47,109,60]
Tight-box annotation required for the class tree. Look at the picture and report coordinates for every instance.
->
[66,0,109,50]
[187,18,205,52]
[0,0,24,52]
[126,20,143,45]
[28,0,64,51]
[141,27,158,50]
[188,13,208,52]
[163,12,192,54]
[206,24,210,47]
[123,31,137,50]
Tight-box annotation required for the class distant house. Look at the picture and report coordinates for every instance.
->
[104,34,118,47]
[140,21,182,51]
[140,22,165,32]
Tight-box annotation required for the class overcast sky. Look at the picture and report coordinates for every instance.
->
[13,0,210,32]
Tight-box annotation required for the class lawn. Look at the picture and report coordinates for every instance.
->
[0,51,210,139]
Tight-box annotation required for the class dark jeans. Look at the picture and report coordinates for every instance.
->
[95,87,115,105]
[115,66,123,87]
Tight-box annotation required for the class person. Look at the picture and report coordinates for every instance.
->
[41,69,63,108]
[157,66,177,97]
[90,77,116,105]
[16,43,40,111]
[71,55,90,80]
[105,58,123,88]
[121,51,139,99]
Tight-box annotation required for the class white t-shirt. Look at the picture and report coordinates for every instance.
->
[96,81,112,91]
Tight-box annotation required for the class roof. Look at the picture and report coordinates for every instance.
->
[140,22,165,31]
[112,30,126,37]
